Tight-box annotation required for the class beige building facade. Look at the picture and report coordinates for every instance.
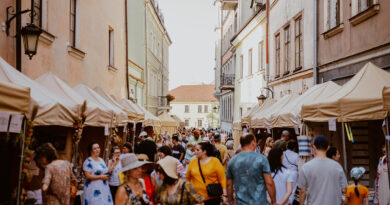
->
[268,0,315,100]
[1,0,128,99]
[127,0,171,116]
[317,0,390,84]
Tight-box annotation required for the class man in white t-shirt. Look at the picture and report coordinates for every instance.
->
[298,136,348,205]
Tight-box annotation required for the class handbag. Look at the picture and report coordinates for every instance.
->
[198,159,223,197]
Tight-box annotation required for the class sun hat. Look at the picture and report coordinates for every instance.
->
[157,156,178,179]
[121,153,150,172]
[136,154,149,161]
[350,167,366,180]
[139,131,148,138]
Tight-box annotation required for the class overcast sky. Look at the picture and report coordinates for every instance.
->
[158,0,217,90]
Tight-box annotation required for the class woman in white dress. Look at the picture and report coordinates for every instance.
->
[83,142,113,205]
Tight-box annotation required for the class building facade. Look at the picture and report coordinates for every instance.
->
[1,0,128,99]
[127,0,171,116]
[268,0,315,99]
[317,0,390,84]
[169,85,219,129]
[231,1,267,124]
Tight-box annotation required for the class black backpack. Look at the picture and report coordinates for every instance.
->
[213,146,222,163]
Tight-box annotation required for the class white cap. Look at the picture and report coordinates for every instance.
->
[139,131,148,137]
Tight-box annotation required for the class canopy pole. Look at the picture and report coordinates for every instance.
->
[16,117,27,205]
[385,117,390,188]
[132,122,136,152]
[341,122,348,173]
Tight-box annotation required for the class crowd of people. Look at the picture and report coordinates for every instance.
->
[29,128,390,205]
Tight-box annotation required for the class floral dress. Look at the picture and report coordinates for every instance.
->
[83,157,113,205]
[42,160,76,205]
[123,183,151,205]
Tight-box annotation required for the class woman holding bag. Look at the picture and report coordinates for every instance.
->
[155,156,204,204]
[186,142,227,205]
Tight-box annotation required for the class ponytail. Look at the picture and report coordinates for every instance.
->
[354,180,360,197]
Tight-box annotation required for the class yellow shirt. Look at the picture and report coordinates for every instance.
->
[186,157,226,200]
[346,185,369,205]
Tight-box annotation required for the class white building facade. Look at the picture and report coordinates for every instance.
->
[169,85,219,129]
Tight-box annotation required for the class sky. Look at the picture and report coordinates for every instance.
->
[158,0,218,90]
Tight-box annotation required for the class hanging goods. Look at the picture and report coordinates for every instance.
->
[344,122,354,143]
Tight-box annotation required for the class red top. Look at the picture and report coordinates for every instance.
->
[143,176,155,204]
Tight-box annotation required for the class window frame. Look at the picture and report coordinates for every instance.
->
[275,33,281,77]
[284,25,290,74]
[240,55,244,79]
[258,41,264,71]
[204,105,208,113]
[70,0,76,47]
[294,17,303,70]
[198,119,202,127]
[185,119,189,127]
[109,28,114,67]
[185,105,190,113]
[33,0,42,27]
[248,49,253,76]
[198,105,202,113]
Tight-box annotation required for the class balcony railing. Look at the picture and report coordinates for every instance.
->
[220,73,235,90]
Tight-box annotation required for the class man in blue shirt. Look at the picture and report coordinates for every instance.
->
[226,134,276,205]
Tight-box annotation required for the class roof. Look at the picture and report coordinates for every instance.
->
[168,84,217,102]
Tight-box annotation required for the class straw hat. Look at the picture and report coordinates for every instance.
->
[157,156,178,179]
[121,153,150,172]
[136,154,149,161]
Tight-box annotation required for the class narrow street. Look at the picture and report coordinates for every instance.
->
[0,0,390,204]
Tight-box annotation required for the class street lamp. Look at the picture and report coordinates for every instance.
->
[256,94,267,105]
[6,0,42,60]
[21,24,42,59]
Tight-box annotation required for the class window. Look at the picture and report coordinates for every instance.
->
[275,34,281,77]
[185,119,189,127]
[240,107,243,118]
[358,0,373,12]
[70,0,76,47]
[109,29,114,66]
[240,55,244,79]
[284,26,290,74]
[33,0,42,27]
[198,120,202,127]
[204,105,208,113]
[329,0,341,29]
[234,13,238,33]
[295,17,303,69]
[198,105,202,113]
[185,105,189,113]
[248,49,253,76]
[258,41,264,71]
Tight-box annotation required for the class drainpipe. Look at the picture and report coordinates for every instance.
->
[220,4,223,128]
[125,0,130,99]
[16,0,21,71]
[313,0,318,85]
[265,0,270,97]
[144,0,148,107]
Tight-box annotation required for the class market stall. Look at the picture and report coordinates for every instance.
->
[251,94,296,129]
[301,62,390,187]
[170,115,185,133]
[157,112,179,137]
[271,81,340,128]
[0,80,30,204]
[241,98,276,126]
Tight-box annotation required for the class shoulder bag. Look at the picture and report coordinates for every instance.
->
[198,159,223,197]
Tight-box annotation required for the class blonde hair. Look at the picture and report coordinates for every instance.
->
[265,137,273,148]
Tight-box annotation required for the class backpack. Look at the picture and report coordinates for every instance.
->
[213,146,222,163]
